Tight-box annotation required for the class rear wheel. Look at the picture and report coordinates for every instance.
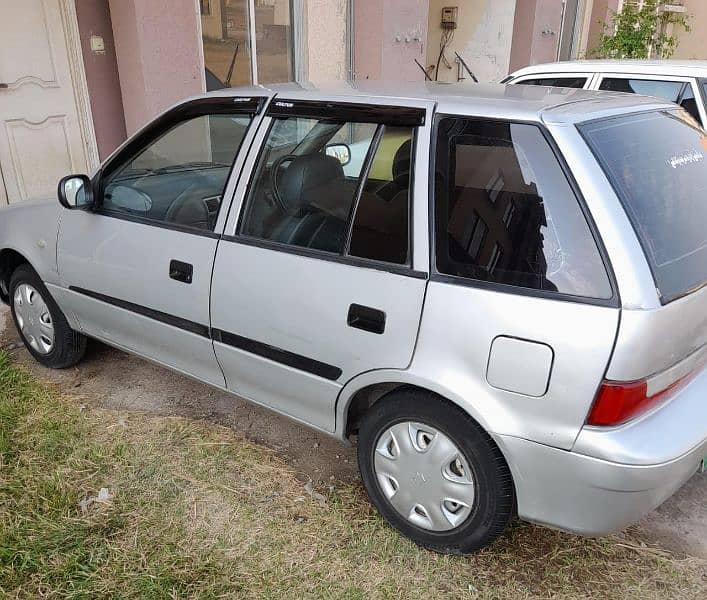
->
[357,388,515,554]
[9,264,86,368]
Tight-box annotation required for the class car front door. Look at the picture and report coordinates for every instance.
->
[210,97,434,432]
[53,97,266,385]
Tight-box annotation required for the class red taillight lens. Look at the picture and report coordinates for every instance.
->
[587,380,650,426]
[588,373,695,426]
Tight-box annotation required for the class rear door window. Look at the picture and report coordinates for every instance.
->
[516,76,588,89]
[433,117,612,300]
[580,110,707,303]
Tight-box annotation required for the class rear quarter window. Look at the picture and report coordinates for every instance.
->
[580,110,707,303]
[433,117,613,301]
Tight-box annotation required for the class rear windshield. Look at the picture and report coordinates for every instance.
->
[580,110,707,303]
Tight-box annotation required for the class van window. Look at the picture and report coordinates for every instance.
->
[580,110,707,303]
[434,118,612,300]
[516,77,587,89]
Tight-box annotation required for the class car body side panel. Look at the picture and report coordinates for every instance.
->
[376,282,619,450]
[211,242,427,433]
[0,200,63,293]
[607,288,707,381]
[56,212,225,386]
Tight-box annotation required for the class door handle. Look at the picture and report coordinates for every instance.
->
[169,259,193,284]
[0,83,9,90]
[347,303,386,335]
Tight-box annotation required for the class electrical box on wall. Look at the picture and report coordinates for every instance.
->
[441,6,458,30]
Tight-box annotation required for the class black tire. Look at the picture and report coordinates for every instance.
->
[9,264,86,369]
[357,388,515,554]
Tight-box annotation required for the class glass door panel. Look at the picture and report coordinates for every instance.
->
[201,0,253,89]
[254,0,294,84]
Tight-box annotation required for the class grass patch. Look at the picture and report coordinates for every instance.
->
[0,350,704,598]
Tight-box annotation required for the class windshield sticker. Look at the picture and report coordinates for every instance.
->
[667,151,704,169]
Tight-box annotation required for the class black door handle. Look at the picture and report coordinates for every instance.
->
[169,260,193,284]
[347,303,386,334]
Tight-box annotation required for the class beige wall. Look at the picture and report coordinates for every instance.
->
[426,0,516,83]
[674,0,707,59]
[306,0,348,81]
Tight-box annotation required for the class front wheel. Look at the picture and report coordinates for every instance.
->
[9,264,86,369]
[357,388,515,554]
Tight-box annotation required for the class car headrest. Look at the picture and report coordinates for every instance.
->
[392,139,413,185]
[278,153,345,217]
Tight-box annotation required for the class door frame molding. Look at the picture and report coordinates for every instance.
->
[58,0,100,172]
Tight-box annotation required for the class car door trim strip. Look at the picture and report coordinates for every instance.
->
[68,287,211,337]
[67,286,343,381]
[211,329,343,381]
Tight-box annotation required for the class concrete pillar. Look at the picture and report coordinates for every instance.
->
[108,0,204,135]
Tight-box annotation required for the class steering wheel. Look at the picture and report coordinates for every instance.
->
[269,154,298,213]
[164,185,212,230]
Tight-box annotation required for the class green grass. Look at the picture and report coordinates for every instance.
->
[0,350,704,599]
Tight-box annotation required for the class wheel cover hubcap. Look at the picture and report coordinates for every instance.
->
[13,284,55,355]
[373,421,475,532]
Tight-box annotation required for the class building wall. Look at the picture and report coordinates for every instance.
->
[354,0,383,79]
[108,0,204,135]
[74,0,126,160]
[306,0,348,81]
[354,0,428,82]
[673,0,707,59]
[578,0,619,58]
[426,0,517,83]
[509,0,535,72]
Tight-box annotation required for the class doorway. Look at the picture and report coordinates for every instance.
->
[0,0,97,204]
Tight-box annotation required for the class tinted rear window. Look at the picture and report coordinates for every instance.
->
[580,111,707,303]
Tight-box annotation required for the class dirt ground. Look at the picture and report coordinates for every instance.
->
[2,303,705,560]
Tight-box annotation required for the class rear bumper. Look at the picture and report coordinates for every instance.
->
[497,434,705,535]
[496,366,707,535]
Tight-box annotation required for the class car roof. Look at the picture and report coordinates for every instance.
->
[197,80,675,125]
[510,59,707,79]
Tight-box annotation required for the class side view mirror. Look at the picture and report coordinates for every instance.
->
[325,143,351,166]
[58,174,94,210]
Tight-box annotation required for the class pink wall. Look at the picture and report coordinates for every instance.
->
[509,0,565,72]
[509,0,536,72]
[75,0,126,160]
[108,0,204,135]
[354,0,428,81]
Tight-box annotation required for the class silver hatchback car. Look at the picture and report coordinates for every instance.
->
[1,83,705,554]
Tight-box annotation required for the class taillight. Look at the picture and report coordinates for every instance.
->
[587,372,695,427]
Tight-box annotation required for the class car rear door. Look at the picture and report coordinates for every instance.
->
[52,96,267,385]
[210,96,434,432]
